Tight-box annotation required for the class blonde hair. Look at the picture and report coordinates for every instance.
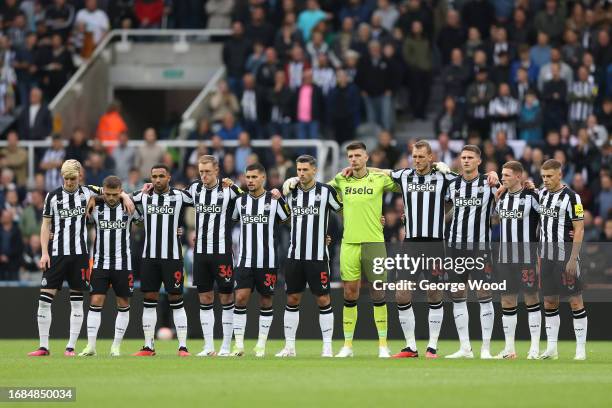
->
[61,159,81,179]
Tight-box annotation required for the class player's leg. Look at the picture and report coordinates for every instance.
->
[109,269,132,356]
[80,293,105,356]
[162,261,189,355]
[393,289,417,357]
[277,260,305,357]
[445,249,473,359]
[253,268,277,357]
[232,287,252,356]
[497,294,518,359]
[307,261,333,357]
[29,288,57,356]
[569,294,587,360]
[134,259,160,356]
[523,266,541,359]
[365,242,390,358]
[215,256,235,356]
[425,288,444,358]
[66,255,89,356]
[540,259,561,359]
[194,255,216,356]
[335,242,361,357]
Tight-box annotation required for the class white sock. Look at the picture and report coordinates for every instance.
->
[501,307,517,352]
[200,303,215,350]
[479,298,494,351]
[319,304,334,345]
[221,302,234,350]
[427,301,444,350]
[67,293,84,349]
[113,306,130,348]
[572,308,588,351]
[453,300,470,350]
[544,308,560,352]
[37,293,54,349]
[170,299,188,349]
[256,308,274,348]
[283,305,299,349]
[398,303,416,350]
[233,306,247,349]
[142,300,157,349]
[526,303,541,351]
[86,305,102,349]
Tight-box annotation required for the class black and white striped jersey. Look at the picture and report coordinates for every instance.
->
[286,182,342,261]
[489,95,520,139]
[446,175,497,249]
[569,81,596,123]
[188,181,241,255]
[92,200,142,270]
[231,192,290,268]
[495,189,540,263]
[133,188,193,260]
[538,186,584,261]
[43,185,101,256]
[390,168,457,239]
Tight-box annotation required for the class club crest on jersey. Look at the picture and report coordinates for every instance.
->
[314,194,321,201]
[59,207,86,218]
[478,186,485,193]
[264,203,271,211]
[41,278,47,287]
[406,183,436,192]
[147,205,175,215]
[519,198,526,205]
[196,204,222,214]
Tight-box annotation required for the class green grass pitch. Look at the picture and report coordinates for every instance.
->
[2,339,611,407]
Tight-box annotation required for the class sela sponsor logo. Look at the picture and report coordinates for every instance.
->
[147,205,175,215]
[291,206,320,216]
[59,207,86,218]
[99,219,128,229]
[454,197,483,207]
[344,186,374,195]
[196,204,222,214]
[242,214,269,224]
[406,183,436,192]
[540,207,559,218]
[499,209,524,219]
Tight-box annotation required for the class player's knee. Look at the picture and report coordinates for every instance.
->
[501,295,518,309]
[316,295,331,307]
[90,294,105,307]
[198,291,214,305]
[524,292,539,305]
[426,290,442,303]
[287,294,301,306]
[543,297,559,309]
[395,289,412,303]
[218,293,233,305]
[116,297,130,308]
[143,292,159,302]
[259,295,273,308]
[569,296,584,310]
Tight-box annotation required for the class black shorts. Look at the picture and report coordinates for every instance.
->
[396,238,446,284]
[284,259,331,296]
[496,263,538,294]
[140,258,184,294]
[445,247,494,285]
[90,268,134,298]
[193,253,234,294]
[235,267,277,296]
[540,258,583,297]
[41,255,89,291]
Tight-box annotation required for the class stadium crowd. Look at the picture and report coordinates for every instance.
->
[1,0,612,282]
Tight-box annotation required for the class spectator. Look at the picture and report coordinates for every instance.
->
[530,31,552,68]
[510,44,539,87]
[19,189,45,240]
[489,26,515,66]
[339,0,372,26]
[134,0,166,29]
[597,98,612,133]
[508,6,532,45]
[571,173,594,213]
[64,127,90,165]
[328,69,359,144]
[240,72,266,139]
[569,66,597,128]
[12,32,38,107]
[221,152,238,180]
[274,12,304,64]
[355,40,392,129]
[313,53,336,97]
[466,66,495,139]
[245,6,274,47]
[255,47,280,90]
[234,131,252,174]
[123,168,142,193]
[39,33,74,99]
[222,21,251,96]
[85,151,110,186]
[440,48,470,101]
[217,112,242,140]
[435,95,464,140]
[267,70,295,138]
[463,26,483,62]
[45,0,76,39]
[493,131,515,164]
[0,208,23,281]
[7,12,28,51]
[518,91,543,144]
[245,41,266,77]
[537,47,573,92]
[437,10,465,67]
[369,13,391,44]
[295,68,323,140]
[586,114,608,148]
[4,189,23,222]
[541,63,567,132]
[490,51,512,86]
[297,0,328,42]
[22,234,42,277]
[594,29,612,68]
[39,134,65,192]
[1,131,27,187]
[435,132,458,166]
[372,0,398,33]
[74,0,109,46]
[306,30,340,69]
[135,128,165,177]
[350,22,371,57]
[534,0,565,45]
[285,44,310,91]
[512,67,533,103]
[18,87,52,141]
[208,80,240,122]
[376,130,400,168]
[95,101,127,153]
[596,171,612,220]
[489,82,520,140]
[112,131,136,181]
[403,21,432,120]
[561,28,583,71]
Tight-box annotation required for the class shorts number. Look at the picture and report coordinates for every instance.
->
[264,273,277,287]
[219,265,233,278]
[174,271,183,284]
[521,268,535,284]
[320,271,328,285]
[561,272,576,286]
[128,273,134,288]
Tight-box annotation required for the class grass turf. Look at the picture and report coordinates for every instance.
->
[2,339,611,407]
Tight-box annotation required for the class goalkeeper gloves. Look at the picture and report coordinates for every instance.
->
[433,161,450,174]
[282,177,299,196]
